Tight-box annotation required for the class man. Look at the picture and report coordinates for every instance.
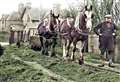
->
[94,14,118,67]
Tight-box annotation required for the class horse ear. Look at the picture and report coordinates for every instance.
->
[50,10,52,13]
[91,14,94,18]
[50,10,53,15]
[52,13,55,17]
[85,5,87,11]
[90,5,92,10]
[56,14,60,18]
[58,14,60,17]
[84,14,87,18]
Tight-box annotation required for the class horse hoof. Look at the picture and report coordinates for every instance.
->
[79,59,84,65]
[98,64,105,67]
[70,58,75,61]
[50,55,57,58]
[108,63,115,68]
[43,52,49,56]
[41,50,45,55]
[50,53,56,57]
[63,57,68,60]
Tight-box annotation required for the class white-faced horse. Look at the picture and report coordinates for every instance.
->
[60,5,94,65]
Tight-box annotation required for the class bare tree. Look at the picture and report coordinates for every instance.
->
[91,0,120,25]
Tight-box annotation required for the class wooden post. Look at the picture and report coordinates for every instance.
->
[93,34,100,54]
[27,29,30,41]
[9,30,15,44]
[20,31,23,42]
[88,34,92,52]
[88,34,100,54]
[17,31,20,42]
[114,39,120,63]
[14,31,17,43]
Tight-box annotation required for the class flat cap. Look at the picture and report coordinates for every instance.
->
[104,14,112,18]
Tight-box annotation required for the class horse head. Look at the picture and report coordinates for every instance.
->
[84,5,94,32]
[49,10,60,32]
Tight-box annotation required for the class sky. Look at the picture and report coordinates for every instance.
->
[0,0,83,18]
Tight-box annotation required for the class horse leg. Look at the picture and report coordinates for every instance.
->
[39,36,45,55]
[40,37,43,53]
[44,40,49,56]
[50,38,57,57]
[66,40,72,58]
[77,41,85,65]
[62,39,67,59]
[82,39,88,53]
[71,41,77,61]
[16,31,21,48]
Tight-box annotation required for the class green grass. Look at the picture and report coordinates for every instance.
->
[0,45,120,82]
[0,46,66,82]
[0,32,9,42]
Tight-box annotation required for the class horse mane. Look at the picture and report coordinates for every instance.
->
[37,21,44,30]
[79,12,87,29]
[60,19,67,27]
[49,15,58,31]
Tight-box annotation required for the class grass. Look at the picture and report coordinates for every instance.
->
[0,46,66,82]
[0,44,120,82]
[0,32,9,42]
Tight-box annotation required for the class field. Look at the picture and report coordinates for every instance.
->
[0,32,9,42]
[0,44,120,82]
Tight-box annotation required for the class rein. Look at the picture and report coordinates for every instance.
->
[77,30,89,36]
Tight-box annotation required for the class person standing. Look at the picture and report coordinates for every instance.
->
[94,14,118,67]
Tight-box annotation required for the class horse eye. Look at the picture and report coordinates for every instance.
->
[85,6,87,10]
[91,14,94,18]
[90,5,92,10]
[84,14,87,18]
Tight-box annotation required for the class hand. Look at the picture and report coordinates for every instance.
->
[99,33,102,36]
[112,33,115,36]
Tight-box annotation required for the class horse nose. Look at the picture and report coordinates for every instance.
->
[87,28,91,32]
[86,25,92,32]
[86,21,92,32]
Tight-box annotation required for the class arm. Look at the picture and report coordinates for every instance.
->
[112,23,118,36]
[94,23,102,35]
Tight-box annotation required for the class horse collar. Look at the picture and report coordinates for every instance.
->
[67,18,71,27]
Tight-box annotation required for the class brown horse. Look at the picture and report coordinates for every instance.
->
[60,5,94,65]
[37,10,60,57]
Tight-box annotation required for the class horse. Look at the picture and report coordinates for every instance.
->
[37,10,60,57]
[60,5,94,65]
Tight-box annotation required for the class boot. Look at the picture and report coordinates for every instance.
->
[98,55,105,67]
[108,59,115,67]
[98,60,105,67]
[108,53,115,67]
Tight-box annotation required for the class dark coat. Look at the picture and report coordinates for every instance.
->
[94,22,117,51]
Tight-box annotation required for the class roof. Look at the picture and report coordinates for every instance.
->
[7,8,41,21]
[7,11,21,21]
